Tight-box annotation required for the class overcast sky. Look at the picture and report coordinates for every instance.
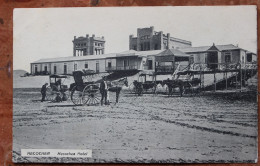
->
[14,6,257,71]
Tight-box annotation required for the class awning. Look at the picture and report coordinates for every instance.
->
[155,49,190,62]
[139,70,155,76]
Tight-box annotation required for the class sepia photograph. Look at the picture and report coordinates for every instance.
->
[13,6,257,163]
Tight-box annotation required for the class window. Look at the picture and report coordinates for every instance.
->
[146,42,150,50]
[247,54,252,62]
[190,55,194,64]
[148,60,153,70]
[35,65,38,73]
[108,62,112,68]
[96,61,99,73]
[74,63,77,71]
[85,62,88,68]
[141,43,143,51]
[54,65,57,74]
[44,65,47,72]
[64,63,67,74]
[123,60,129,67]
[154,44,158,50]
[224,52,231,63]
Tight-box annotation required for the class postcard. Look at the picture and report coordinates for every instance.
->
[13,6,257,163]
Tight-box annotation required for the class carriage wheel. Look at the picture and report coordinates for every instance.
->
[82,84,101,106]
[45,86,56,101]
[70,86,84,106]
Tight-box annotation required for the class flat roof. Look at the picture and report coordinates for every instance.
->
[179,44,245,53]
[32,53,117,64]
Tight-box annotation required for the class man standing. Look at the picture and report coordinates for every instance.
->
[41,83,48,102]
[100,76,108,105]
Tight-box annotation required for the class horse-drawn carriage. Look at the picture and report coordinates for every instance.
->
[69,70,101,106]
[163,72,201,96]
[131,72,159,96]
[46,74,69,101]
[69,70,129,106]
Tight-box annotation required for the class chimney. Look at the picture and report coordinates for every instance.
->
[74,36,76,39]
[86,34,89,38]
[92,34,95,37]
[102,36,104,39]
[150,26,154,31]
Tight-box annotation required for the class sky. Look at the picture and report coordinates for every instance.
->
[13,6,257,72]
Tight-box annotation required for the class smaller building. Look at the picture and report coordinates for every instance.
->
[129,26,192,51]
[179,44,257,70]
[72,34,105,56]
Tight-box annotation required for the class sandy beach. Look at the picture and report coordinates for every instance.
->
[13,87,257,163]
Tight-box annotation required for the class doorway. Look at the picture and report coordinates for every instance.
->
[207,51,218,69]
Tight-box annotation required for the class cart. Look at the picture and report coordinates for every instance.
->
[131,72,158,95]
[69,70,101,106]
[45,74,69,101]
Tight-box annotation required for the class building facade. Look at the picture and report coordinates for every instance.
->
[73,34,105,56]
[31,27,257,75]
[179,44,257,70]
[129,26,192,51]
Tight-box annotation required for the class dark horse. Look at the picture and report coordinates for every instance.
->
[107,77,128,103]
[133,80,144,96]
[162,79,184,97]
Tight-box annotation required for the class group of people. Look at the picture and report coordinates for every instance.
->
[41,79,67,102]
[41,76,110,105]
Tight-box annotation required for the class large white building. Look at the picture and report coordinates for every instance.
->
[31,27,257,76]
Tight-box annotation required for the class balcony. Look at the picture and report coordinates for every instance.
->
[155,65,174,73]
[106,65,139,71]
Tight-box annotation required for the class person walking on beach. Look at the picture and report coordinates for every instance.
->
[100,76,108,105]
[41,83,48,102]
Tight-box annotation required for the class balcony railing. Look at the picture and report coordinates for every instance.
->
[190,62,257,71]
[155,65,174,73]
[106,65,139,71]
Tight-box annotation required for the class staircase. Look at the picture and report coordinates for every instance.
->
[203,70,257,91]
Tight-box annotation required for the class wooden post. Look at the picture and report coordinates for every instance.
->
[202,73,204,93]
[200,72,202,90]
[214,72,216,92]
[225,72,228,90]
[235,72,238,90]
[240,66,243,90]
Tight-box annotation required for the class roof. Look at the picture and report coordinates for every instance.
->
[156,49,189,57]
[179,44,243,53]
[116,50,163,58]
[32,53,117,63]
[179,46,211,53]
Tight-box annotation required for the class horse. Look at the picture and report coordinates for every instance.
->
[132,80,144,96]
[162,79,184,97]
[107,77,128,104]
